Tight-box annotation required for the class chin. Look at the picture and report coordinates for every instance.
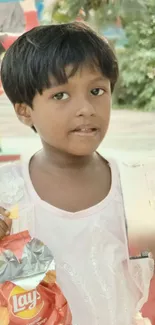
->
[69,145,99,157]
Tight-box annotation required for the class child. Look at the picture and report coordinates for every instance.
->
[0,22,153,325]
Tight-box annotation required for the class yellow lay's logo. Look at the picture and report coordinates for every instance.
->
[9,286,44,320]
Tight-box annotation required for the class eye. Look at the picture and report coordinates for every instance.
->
[53,92,69,100]
[91,88,105,96]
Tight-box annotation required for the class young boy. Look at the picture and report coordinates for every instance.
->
[0,22,153,325]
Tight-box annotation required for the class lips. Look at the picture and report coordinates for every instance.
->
[72,125,98,133]
[74,128,97,133]
[71,124,99,136]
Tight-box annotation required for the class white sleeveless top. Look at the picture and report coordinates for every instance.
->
[0,155,153,325]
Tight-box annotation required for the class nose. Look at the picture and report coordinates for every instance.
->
[76,98,96,117]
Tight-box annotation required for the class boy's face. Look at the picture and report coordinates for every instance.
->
[17,65,111,156]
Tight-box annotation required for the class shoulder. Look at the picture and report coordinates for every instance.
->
[0,161,26,209]
[98,147,155,189]
[96,147,121,181]
[116,157,155,189]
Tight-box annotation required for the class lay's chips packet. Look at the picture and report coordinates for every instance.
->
[0,231,72,325]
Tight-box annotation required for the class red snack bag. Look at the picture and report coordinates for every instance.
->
[0,231,72,325]
[141,276,155,325]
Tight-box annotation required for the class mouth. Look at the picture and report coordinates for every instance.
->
[71,126,99,136]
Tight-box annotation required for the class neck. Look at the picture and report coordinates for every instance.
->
[38,143,96,171]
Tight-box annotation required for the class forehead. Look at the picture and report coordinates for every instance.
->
[66,63,102,76]
[48,63,107,88]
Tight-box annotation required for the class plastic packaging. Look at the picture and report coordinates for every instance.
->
[0,231,72,325]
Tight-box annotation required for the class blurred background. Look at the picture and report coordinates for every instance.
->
[0,0,155,163]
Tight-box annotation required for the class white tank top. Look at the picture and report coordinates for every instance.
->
[0,154,153,325]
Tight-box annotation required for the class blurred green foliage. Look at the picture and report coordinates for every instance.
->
[51,0,147,26]
[116,0,155,111]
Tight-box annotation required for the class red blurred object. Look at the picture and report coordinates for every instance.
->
[25,11,39,31]
[0,8,39,98]
[141,276,155,325]
[1,35,18,50]
[0,80,3,96]
[0,154,21,163]
[1,10,39,51]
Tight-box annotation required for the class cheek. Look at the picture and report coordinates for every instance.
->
[104,94,112,108]
[97,95,111,118]
[31,107,66,139]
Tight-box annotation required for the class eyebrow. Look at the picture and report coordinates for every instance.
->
[46,79,69,90]
[90,76,107,83]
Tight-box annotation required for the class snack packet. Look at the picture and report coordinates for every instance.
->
[141,277,155,325]
[0,231,72,325]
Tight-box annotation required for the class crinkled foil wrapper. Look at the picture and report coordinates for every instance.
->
[0,238,55,283]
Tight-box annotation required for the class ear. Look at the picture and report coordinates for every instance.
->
[14,103,33,128]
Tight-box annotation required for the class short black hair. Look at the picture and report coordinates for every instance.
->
[1,22,119,108]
